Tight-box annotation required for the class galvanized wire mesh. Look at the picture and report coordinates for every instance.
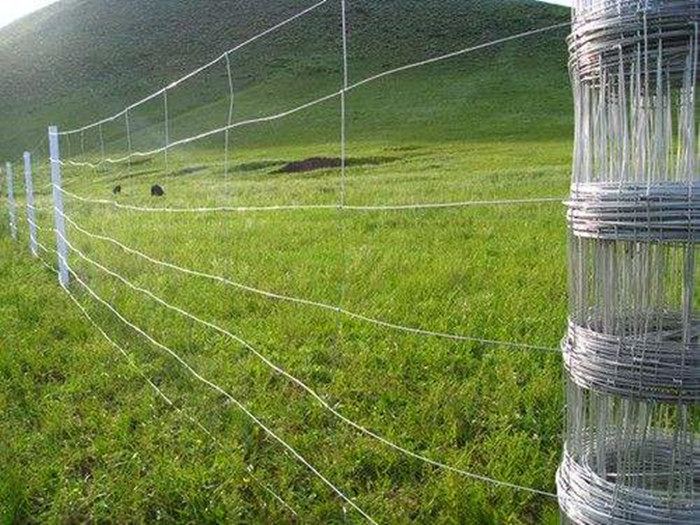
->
[559,1,700,523]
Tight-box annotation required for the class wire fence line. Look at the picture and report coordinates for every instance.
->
[17,190,562,358]
[59,208,559,353]
[1,0,571,518]
[14,199,559,511]
[12,173,561,506]
[57,21,567,173]
[58,0,332,138]
[32,241,300,518]
[49,245,380,524]
[61,91,341,168]
[53,221,558,498]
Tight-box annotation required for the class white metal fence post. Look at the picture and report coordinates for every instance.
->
[48,126,69,288]
[5,161,17,240]
[23,152,38,257]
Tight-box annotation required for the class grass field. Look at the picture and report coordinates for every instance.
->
[1,1,573,523]
[1,146,570,523]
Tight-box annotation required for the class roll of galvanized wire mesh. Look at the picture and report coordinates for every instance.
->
[567,182,700,242]
[561,1,700,523]
[563,319,700,402]
[558,441,699,525]
[570,0,700,85]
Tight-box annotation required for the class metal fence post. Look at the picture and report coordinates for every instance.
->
[48,126,69,288]
[5,161,17,240]
[23,152,38,257]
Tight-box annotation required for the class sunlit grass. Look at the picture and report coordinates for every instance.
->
[0,7,574,521]
[2,132,569,523]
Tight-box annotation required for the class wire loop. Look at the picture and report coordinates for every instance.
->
[566,182,700,242]
[557,443,700,525]
[570,0,700,85]
[563,318,700,403]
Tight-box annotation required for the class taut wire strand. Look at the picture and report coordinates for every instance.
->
[54,249,380,524]
[224,52,235,179]
[34,242,299,517]
[59,209,560,352]
[57,224,558,498]
[57,185,563,213]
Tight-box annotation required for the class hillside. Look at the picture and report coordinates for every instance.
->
[0,0,569,158]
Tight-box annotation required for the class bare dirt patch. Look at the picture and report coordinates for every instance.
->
[274,156,399,174]
[235,160,287,173]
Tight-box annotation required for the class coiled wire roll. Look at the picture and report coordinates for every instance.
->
[561,1,700,523]
[562,318,700,403]
[557,443,699,525]
[566,182,700,243]
[570,0,700,85]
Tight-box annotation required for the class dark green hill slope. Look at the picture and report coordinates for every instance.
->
[0,0,569,157]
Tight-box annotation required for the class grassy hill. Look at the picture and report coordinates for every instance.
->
[0,0,569,157]
[0,1,573,523]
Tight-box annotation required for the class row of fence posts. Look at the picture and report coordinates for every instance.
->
[3,126,69,288]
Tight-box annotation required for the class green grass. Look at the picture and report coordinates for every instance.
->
[0,234,290,523]
[1,137,570,523]
[1,0,573,523]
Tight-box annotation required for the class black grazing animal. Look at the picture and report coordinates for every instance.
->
[150,184,165,197]
[112,185,122,195]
